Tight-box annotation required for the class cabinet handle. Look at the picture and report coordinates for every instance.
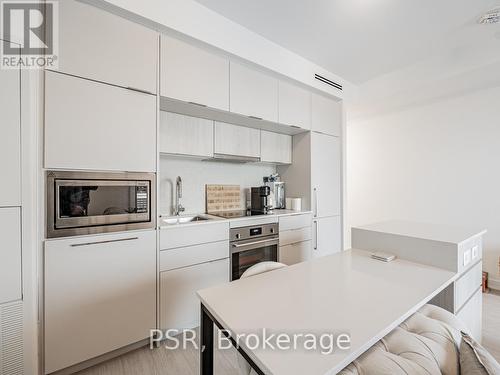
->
[70,237,139,247]
[248,115,263,121]
[313,188,319,218]
[126,86,153,95]
[188,101,208,108]
[314,221,319,250]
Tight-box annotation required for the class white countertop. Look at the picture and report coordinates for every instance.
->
[353,220,487,245]
[159,209,312,229]
[197,249,456,375]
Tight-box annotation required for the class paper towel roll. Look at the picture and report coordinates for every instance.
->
[286,197,302,211]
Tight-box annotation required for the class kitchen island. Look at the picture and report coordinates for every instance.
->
[197,249,456,375]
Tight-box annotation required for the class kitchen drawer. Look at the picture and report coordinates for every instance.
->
[456,288,482,342]
[279,240,311,266]
[279,227,312,247]
[455,261,482,312]
[160,222,229,250]
[160,240,228,272]
[160,258,229,330]
[279,214,312,232]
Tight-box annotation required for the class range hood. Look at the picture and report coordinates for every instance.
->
[204,153,261,164]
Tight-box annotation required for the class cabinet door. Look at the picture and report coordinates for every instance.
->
[230,61,278,122]
[279,240,311,266]
[311,132,341,218]
[44,230,156,374]
[45,71,156,172]
[0,53,21,206]
[160,258,229,331]
[160,112,214,158]
[57,0,157,93]
[456,288,482,342]
[312,216,342,258]
[260,131,292,164]
[0,208,22,304]
[161,35,229,111]
[311,93,341,136]
[214,122,260,159]
[278,80,311,129]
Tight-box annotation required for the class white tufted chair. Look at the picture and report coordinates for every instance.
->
[339,304,466,375]
[237,261,287,375]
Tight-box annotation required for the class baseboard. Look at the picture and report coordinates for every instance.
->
[488,277,500,292]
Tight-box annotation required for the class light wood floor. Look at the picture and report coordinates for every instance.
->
[78,292,500,375]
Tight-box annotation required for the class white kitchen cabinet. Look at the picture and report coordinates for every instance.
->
[230,61,278,122]
[57,0,157,93]
[160,112,214,158]
[0,208,22,304]
[44,230,156,374]
[214,122,260,159]
[161,35,229,111]
[160,258,229,331]
[45,71,156,172]
[260,131,292,164]
[279,241,311,266]
[0,55,21,206]
[456,288,482,341]
[311,92,342,136]
[160,222,228,250]
[278,80,311,130]
[311,132,341,218]
[312,216,342,258]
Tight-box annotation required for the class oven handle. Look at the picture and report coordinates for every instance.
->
[231,237,279,253]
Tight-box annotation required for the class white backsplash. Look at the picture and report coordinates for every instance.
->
[159,156,276,216]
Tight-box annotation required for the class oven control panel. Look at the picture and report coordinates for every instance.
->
[230,223,279,242]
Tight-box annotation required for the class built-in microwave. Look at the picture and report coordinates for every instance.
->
[46,171,156,238]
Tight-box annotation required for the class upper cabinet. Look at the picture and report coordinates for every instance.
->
[57,0,158,93]
[230,62,278,122]
[0,55,21,207]
[45,71,156,172]
[311,93,342,136]
[160,112,214,158]
[278,81,311,130]
[214,122,260,160]
[261,131,292,165]
[161,35,229,111]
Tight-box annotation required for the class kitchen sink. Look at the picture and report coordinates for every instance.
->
[161,215,210,225]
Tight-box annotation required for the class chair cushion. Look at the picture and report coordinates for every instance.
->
[460,331,500,375]
[339,304,465,375]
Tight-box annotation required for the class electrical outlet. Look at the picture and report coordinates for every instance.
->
[472,245,478,259]
[463,250,471,267]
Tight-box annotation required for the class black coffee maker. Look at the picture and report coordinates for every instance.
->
[251,186,271,214]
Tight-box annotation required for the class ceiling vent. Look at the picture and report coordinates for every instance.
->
[478,8,500,24]
[314,74,342,91]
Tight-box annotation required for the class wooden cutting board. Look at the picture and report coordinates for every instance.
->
[206,184,241,213]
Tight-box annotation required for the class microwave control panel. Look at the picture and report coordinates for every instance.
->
[136,185,149,213]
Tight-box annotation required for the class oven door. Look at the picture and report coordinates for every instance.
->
[230,236,279,281]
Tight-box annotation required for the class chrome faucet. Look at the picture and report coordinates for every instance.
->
[174,176,185,216]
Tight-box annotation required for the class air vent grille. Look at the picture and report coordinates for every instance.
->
[314,74,342,91]
[0,301,24,375]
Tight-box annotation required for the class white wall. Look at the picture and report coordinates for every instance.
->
[159,156,275,216]
[347,85,500,290]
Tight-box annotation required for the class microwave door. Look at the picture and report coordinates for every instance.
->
[54,179,150,229]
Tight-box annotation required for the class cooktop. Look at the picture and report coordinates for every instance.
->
[211,210,268,219]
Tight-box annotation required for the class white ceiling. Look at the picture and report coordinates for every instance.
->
[194,0,500,117]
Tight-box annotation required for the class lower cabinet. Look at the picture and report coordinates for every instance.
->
[312,216,342,258]
[44,230,156,374]
[160,258,229,331]
[0,207,22,304]
[279,241,311,266]
[456,288,482,342]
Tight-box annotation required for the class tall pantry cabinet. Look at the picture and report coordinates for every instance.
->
[278,92,343,257]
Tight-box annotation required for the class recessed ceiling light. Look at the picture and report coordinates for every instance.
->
[478,8,500,24]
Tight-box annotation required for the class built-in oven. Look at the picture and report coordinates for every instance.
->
[46,171,156,238]
[230,223,279,281]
